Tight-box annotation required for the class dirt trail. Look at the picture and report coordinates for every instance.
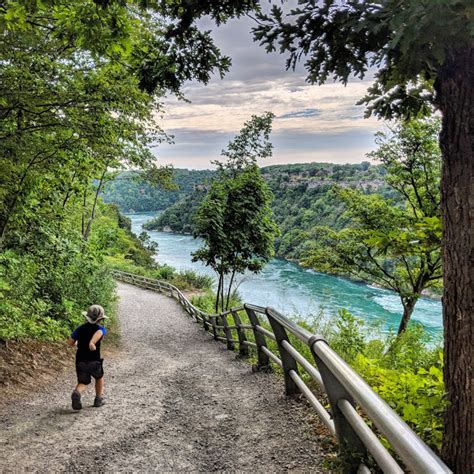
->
[0,282,327,472]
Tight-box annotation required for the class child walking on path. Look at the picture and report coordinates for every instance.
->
[67,305,107,410]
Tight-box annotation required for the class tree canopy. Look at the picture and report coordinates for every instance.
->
[0,0,263,343]
[0,0,261,244]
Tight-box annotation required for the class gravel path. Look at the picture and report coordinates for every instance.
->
[0,283,327,473]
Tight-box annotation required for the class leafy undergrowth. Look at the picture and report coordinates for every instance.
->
[0,196,213,345]
[190,293,445,454]
[107,257,213,291]
[0,248,117,343]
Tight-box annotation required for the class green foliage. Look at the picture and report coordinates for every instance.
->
[0,188,214,343]
[190,292,217,314]
[0,196,162,341]
[0,234,116,342]
[144,187,208,233]
[0,2,168,243]
[304,118,442,334]
[1,0,241,342]
[354,353,445,451]
[103,169,214,213]
[215,112,275,171]
[107,258,213,292]
[330,309,366,363]
[326,313,445,452]
[190,291,242,315]
[192,114,279,311]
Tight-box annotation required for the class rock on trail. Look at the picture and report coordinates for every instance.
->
[0,282,326,472]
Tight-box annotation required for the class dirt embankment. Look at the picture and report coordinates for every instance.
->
[0,341,73,410]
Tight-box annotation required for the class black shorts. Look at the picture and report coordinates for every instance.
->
[76,359,104,385]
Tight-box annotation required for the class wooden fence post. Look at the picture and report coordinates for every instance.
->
[210,315,218,340]
[309,336,367,471]
[266,310,300,396]
[245,306,272,372]
[220,313,235,351]
[202,313,211,333]
[231,310,249,358]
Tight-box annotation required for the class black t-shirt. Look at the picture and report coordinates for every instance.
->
[71,323,106,362]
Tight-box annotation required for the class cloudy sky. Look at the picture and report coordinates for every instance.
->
[153,12,382,170]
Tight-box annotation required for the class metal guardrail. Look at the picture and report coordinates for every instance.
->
[112,270,451,474]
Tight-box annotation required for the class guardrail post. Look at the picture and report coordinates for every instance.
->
[220,313,235,351]
[210,315,219,340]
[245,306,272,372]
[190,307,198,323]
[201,313,211,333]
[266,310,300,397]
[309,337,367,472]
[231,310,249,358]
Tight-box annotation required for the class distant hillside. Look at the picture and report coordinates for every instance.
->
[102,169,214,212]
[139,162,396,261]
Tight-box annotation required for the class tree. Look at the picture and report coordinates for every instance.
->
[306,118,442,335]
[192,113,279,312]
[0,0,261,244]
[0,2,163,245]
[254,3,472,468]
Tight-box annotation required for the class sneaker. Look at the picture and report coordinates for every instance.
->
[71,390,82,410]
[93,396,105,408]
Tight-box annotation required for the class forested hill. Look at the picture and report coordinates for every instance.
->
[261,162,390,259]
[102,169,214,212]
[106,162,393,262]
[103,162,387,213]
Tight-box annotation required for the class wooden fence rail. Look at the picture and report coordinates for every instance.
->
[112,270,450,474]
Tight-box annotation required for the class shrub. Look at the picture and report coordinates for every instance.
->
[329,309,366,362]
[155,265,176,281]
[354,353,445,451]
[107,258,213,291]
[0,246,116,342]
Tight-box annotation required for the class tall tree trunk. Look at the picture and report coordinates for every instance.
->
[220,273,225,312]
[397,297,416,335]
[84,167,107,241]
[226,269,236,310]
[215,271,222,313]
[81,186,88,239]
[436,44,473,473]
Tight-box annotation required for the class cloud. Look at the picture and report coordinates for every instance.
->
[151,11,382,169]
[278,108,321,119]
[159,78,379,133]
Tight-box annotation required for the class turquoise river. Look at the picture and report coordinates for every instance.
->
[128,213,443,337]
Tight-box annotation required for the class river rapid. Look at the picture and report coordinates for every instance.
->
[127,212,443,338]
